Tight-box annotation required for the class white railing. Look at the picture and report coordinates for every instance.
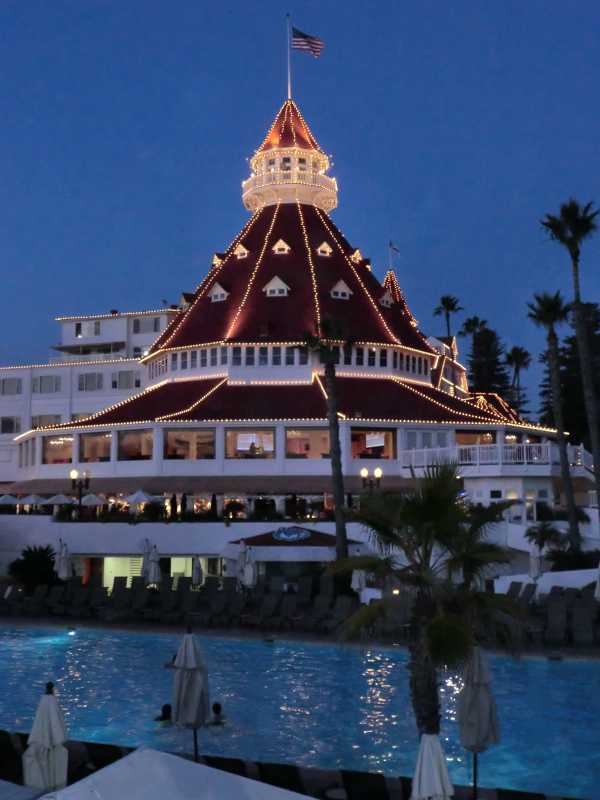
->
[242,171,336,192]
[401,442,594,471]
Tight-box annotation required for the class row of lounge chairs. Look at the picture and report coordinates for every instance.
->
[505,580,599,646]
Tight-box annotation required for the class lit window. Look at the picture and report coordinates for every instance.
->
[225,429,275,459]
[200,350,207,368]
[245,347,255,366]
[208,282,229,302]
[79,432,112,463]
[181,352,188,370]
[285,347,295,366]
[281,156,291,172]
[31,414,61,428]
[259,347,268,366]
[273,346,281,366]
[117,430,153,461]
[234,244,249,259]
[164,429,215,460]
[210,348,218,367]
[286,429,330,459]
[351,428,396,459]
[42,435,73,464]
[298,157,307,171]
[272,239,291,255]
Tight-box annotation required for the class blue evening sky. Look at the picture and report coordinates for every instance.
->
[1,0,599,410]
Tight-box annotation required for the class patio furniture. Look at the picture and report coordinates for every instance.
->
[545,597,567,645]
[241,593,282,628]
[43,586,65,615]
[212,592,247,627]
[518,583,536,607]
[291,593,332,631]
[261,594,298,630]
[257,762,307,795]
[571,598,595,646]
[144,591,179,622]
[65,586,91,618]
[506,582,523,600]
[22,585,49,616]
[88,586,108,616]
[319,595,359,634]
[162,591,201,624]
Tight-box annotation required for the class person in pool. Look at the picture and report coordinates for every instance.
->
[208,702,225,726]
[154,703,172,726]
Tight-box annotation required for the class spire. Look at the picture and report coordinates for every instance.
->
[383,270,402,303]
[242,100,337,213]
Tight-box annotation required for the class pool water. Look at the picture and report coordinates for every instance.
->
[1,626,598,798]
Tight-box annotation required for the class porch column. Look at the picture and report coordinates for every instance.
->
[152,426,163,473]
[497,429,505,463]
[110,430,119,462]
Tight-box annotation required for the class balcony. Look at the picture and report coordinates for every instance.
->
[399,443,594,475]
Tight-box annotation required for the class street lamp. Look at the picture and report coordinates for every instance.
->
[360,466,383,492]
[70,469,90,517]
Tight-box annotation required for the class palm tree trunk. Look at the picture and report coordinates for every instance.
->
[446,312,451,340]
[408,592,440,735]
[323,360,349,560]
[570,292,600,507]
[548,330,580,547]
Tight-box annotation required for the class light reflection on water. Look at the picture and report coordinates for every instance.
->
[1,625,600,798]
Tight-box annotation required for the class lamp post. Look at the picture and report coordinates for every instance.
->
[360,466,383,493]
[70,469,90,518]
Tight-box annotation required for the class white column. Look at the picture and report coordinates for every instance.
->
[152,426,163,474]
[110,430,119,463]
[339,421,351,473]
[275,424,286,466]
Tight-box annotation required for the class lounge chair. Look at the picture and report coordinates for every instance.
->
[268,576,285,595]
[296,575,313,606]
[212,592,247,627]
[319,595,358,634]
[175,576,192,594]
[341,768,390,800]
[130,576,146,594]
[257,762,307,795]
[65,586,91,618]
[241,593,282,628]
[89,586,108,616]
[563,587,579,610]
[375,596,412,639]
[144,590,179,622]
[162,591,201,624]
[188,591,224,627]
[519,583,536,607]
[506,581,523,600]
[222,577,237,595]
[545,597,567,645]
[261,594,298,630]
[291,593,332,631]
[43,585,65,615]
[22,585,49,616]
[318,574,336,598]
[571,598,595,645]
[98,589,132,622]
[580,582,597,602]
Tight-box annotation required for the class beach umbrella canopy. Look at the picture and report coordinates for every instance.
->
[80,493,104,507]
[351,569,367,593]
[126,490,154,506]
[147,546,162,585]
[22,682,68,792]
[458,646,499,796]
[19,495,45,506]
[191,556,203,587]
[56,541,71,582]
[411,734,453,800]
[0,494,18,505]
[241,549,257,589]
[173,633,210,760]
[43,495,74,506]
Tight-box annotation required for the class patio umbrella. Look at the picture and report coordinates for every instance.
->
[0,494,18,505]
[20,495,45,507]
[241,548,257,589]
[43,495,73,506]
[351,569,367,593]
[173,632,210,761]
[126,490,154,506]
[22,682,68,792]
[56,540,72,581]
[191,556,203,587]
[411,734,453,800]
[141,538,152,581]
[236,540,247,583]
[80,493,104,507]
[147,546,162,585]
[458,646,500,798]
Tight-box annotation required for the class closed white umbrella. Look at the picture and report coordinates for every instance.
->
[56,541,71,582]
[173,632,210,761]
[411,734,453,800]
[147,546,162,585]
[351,569,367,593]
[80,493,104,507]
[22,682,68,792]
[43,495,73,506]
[458,646,499,797]
[0,494,18,505]
[191,556,203,587]
[595,561,600,602]
[241,548,257,589]
[528,545,542,583]
[126,490,154,506]
[236,540,248,583]
[140,538,152,581]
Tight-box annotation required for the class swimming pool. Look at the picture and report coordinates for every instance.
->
[1,625,598,798]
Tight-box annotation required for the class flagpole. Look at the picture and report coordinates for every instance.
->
[286,13,292,99]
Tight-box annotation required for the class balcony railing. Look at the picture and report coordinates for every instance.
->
[400,443,594,471]
[242,170,336,193]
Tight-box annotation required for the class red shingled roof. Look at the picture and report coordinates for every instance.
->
[149,204,434,355]
[256,99,324,154]
[52,376,513,428]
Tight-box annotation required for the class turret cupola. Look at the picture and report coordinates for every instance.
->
[242,99,338,213]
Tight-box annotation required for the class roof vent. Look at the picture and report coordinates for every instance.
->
[317,241,333,257]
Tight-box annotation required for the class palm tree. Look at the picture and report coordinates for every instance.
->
[527,292,580,549]
[333,464,510,736]
[525,520,566,552]
[541,199,600,506]
[304,318,351,560]
[433,295,463,339]
[459,316,487,360]
[506,346,531,412]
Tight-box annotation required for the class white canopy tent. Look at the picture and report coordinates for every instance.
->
[39,748,311,799]
[125,490,155,506]
[19,495,45,506]
[80,494,105,507]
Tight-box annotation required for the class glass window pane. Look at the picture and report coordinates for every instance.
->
[285,429,330,459]
[405,431,418,449]
[42,435,73,465]
[356,348,364,366]
[285,347,295,365]
[79,432,112,463]
[367,348,376,366]
[272,346,281,366]
[259,346,268,366]
[245,347,255,366]
[117,429,153,461]
[225,429,275,459]
[232,347,241,366]
[351,428,395,459]
[164,429,215,460]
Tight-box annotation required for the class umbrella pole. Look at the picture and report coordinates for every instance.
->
[193,728,198,763]
[472,752,478,799]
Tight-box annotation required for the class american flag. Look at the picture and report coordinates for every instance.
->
[291,27,325,58]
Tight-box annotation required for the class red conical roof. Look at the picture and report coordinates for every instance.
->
[256,99,324,154]
[149,204,434,354]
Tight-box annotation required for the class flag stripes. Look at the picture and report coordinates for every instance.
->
[291,27,324,58]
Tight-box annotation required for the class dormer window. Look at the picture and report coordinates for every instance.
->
[350,249,363,264]
[379,290,393,308]
[212,253,223,267]
[331,279,353,300]
[263,276,290,297]
[234,243,249,260]
[272,239,291,255]
[208,282,229,303]
[317,241,333,257]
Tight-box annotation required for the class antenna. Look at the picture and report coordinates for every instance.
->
[286,14,292,99]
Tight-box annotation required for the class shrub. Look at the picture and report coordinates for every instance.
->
[8,545,56,594]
